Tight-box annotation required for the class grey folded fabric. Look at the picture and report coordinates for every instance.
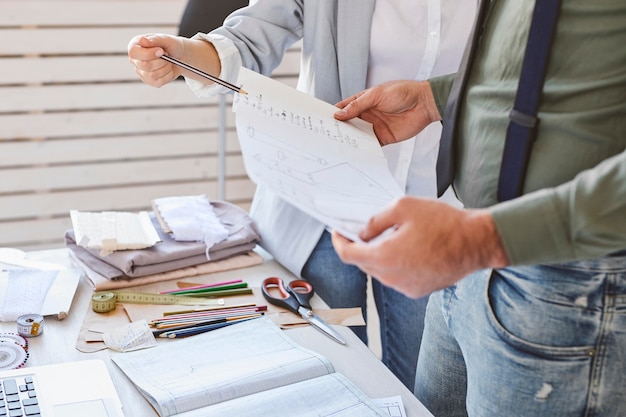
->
[64,201,261,280]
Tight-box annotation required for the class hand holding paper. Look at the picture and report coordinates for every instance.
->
[233,68,404,241]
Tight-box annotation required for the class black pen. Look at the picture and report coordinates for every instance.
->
[160,54,248,95]
[151,318,227,337]
[159,316,261,338]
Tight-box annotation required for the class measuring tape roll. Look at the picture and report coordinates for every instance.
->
[91,291,224,313]
[91,292,118,313]
[17,314,44,337]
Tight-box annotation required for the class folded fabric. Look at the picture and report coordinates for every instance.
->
[65,201,261,280]
[70,250,263,291]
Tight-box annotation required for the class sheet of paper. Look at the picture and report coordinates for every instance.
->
[102,319,157,352]
[374,395,408,417]
[233,68,403,241]
[39,267,81,319]
[177,373,388,417]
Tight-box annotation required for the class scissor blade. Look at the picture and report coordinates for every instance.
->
[299,308,346,345]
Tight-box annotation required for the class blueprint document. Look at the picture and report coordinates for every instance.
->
[233,68,403,241]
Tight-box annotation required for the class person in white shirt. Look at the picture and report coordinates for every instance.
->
[128,0,476,391]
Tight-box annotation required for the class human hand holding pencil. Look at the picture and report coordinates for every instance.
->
[160,55,247,95]
[128,33,246,94]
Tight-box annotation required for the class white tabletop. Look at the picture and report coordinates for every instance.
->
[0,248,432,417]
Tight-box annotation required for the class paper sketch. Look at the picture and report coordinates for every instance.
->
[233,68,403,240]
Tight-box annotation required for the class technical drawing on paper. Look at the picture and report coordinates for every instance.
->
[233,68,404,238]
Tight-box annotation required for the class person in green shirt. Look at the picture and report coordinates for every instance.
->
[332,0,626,416]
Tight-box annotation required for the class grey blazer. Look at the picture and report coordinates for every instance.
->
[212,0,377,276]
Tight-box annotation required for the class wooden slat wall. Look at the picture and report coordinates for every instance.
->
[0,0,300,251]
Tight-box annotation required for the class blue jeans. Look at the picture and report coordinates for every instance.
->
[302,230,428,391]
[415,255,626,417]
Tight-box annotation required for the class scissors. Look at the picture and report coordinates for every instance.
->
[261,277,346,345]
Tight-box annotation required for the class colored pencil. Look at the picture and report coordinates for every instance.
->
[158,316,261,338]
[168,282,248,295]
[151,313,263,337]
[153,310,265,328]
[162,303,258,316]
[159,279,243,294]
[151,306,267,326]
[176,288,253,298]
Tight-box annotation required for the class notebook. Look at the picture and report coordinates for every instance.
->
[0,359,125,417]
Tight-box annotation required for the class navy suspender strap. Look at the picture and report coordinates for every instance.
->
[436,0,491,197]
[497,0,562,201]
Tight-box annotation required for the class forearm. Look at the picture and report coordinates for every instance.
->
[463,209,510,272]
[178,38,222,85]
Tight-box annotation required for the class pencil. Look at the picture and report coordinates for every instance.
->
[159,316,261,338]
[155,310,265,329]
[175,288,253,298]
[153,306,267,323]
[160,55,248,95]
[159,279,243,294]
[168,283,248,296]
[163,303,258,316]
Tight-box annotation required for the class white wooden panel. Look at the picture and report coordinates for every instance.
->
[0,178,254,223]
[1,158,212,193]
[0,182,215,221]
[0,107,236,139]
[1,56,145,84]
[0,131,240,166]
[0,1,187,27]
[1,27,179,55]
[0,82,222,113]
[226,155,247,178]
[225,177,257,202]
[0,154,246,193]
[0,218,78,250]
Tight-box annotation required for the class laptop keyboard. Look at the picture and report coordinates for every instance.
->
[0,376,41,417]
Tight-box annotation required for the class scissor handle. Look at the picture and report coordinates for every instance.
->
[261,277,301,314]
[287,280,314,310]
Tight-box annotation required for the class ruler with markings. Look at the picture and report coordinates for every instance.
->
[91,291,224,313]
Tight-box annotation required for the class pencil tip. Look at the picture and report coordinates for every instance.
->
[239,89,248,95]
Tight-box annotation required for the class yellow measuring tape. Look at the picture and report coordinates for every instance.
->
[91,291,224,313]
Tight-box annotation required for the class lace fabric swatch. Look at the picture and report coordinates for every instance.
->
[70,210,162,256]
[152,195,229,260]
[0,269,57,321]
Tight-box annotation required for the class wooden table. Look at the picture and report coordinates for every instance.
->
[0,248,433,416]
